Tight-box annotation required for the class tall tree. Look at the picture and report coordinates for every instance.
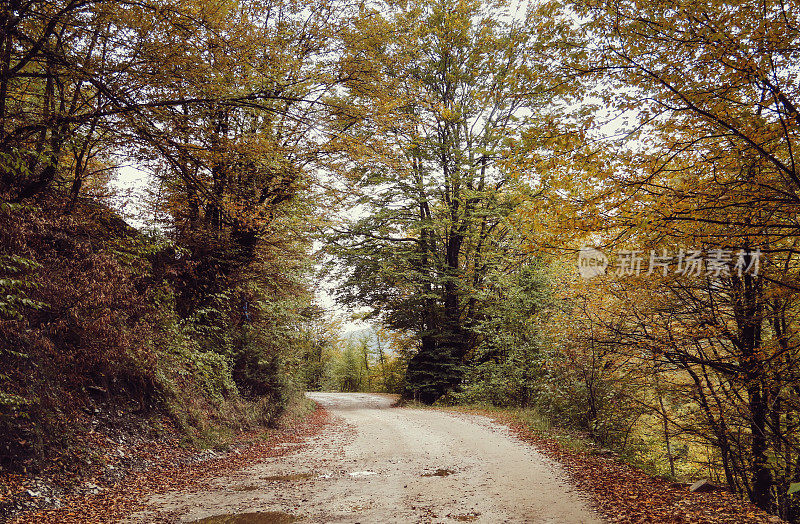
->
[327,0,564,402]
[132,0,350,312]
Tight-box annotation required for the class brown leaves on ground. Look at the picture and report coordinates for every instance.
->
[6,407,329,524]
[475,410,781,524]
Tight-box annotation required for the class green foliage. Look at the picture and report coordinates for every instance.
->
[151,292,238,409]
[405,342,464,403]
[327,0,562,403]
[0,255,45,323]
[536,354,639,446]
[0,201,46,321]
[453,264,552,406]
[330,341,368,392]
[228,325,292,422]
[451,262,644,450]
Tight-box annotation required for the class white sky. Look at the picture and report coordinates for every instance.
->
[110,164,153,229]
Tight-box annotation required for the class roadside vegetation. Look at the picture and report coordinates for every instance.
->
[0,0,345,513]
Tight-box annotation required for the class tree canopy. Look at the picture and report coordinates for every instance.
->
[3,0,800,520]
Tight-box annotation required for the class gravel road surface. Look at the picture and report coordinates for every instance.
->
[130,392,603,523]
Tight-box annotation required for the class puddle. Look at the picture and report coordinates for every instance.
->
[348,471,377,477]
[188,511,298,524]
[231,484,260,491]
[451,512,480,521]
[262,473,315,481]
[421,468,455,477]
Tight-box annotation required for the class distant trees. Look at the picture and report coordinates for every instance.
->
[313,331,406,394]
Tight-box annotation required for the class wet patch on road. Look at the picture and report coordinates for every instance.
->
[231,484,261,491]
[450,512,480,521]
[188,511,298,523]
[421,468,455,477]
[261,473,315,482]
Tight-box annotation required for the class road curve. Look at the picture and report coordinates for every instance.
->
[133,392,603,523]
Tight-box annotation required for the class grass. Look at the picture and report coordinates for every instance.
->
[403,400,596,454]
[507,407,592,452]
[276,393,317,424]
[175,391,319,451]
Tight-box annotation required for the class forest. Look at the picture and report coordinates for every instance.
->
[1,0,799,521]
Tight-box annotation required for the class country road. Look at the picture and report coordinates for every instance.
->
[130,392,603,523]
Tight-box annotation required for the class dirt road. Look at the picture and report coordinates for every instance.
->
[130,392,603,523]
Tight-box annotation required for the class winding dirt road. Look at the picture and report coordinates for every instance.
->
[131,392,603,523]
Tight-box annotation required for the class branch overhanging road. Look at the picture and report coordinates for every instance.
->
[131,392,603,523]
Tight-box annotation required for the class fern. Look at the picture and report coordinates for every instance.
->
[0,254,46,320]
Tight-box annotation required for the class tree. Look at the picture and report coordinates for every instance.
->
[535,1,800,516]
[454,263,553,407]
[133,0,339,311]
[327,0,566,403]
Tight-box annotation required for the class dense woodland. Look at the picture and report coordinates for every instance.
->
[1,0,800,520]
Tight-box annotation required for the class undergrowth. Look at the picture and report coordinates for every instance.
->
[0,193,316,474]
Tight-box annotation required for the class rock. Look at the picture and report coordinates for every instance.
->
[689,479,727,492]
[78,482,103,495]
[590,448,617,457]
